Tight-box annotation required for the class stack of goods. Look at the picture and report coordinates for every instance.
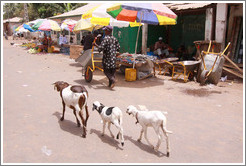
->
[21,43,33,49]
[117,53,135,64]
[27,48,38,54]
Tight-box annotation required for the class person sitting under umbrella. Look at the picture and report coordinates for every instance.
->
[37,33,49,52]
[154,37,169,59]
[59,33,68,54]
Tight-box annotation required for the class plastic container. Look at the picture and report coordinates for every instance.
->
[125,68,137,81]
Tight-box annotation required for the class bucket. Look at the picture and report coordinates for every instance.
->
[125,68,137,81]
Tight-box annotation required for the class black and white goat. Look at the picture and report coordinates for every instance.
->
[92,101,124,146]
[53,81,89,138]
[126,105,172,157]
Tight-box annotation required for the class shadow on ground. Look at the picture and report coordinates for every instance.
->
[90,128,123,150]
[73,70,165,89]
[53,112,83,137]
[124,135,167,157]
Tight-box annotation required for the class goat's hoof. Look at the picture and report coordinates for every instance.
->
[167,152,170,157]
[101,134,104,137]
[121,142,124,146]
[154,147,159,152]
[77,123,81,127]
[60,117,64,121]
[81,134,86,138]
[116,134,119,139]
[137,139,141,142]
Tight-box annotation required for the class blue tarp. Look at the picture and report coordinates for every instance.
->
[23,24,37,32]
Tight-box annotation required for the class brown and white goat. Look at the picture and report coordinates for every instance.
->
[53,81,89,138]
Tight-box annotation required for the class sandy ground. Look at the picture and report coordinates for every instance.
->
[2,38,244,164]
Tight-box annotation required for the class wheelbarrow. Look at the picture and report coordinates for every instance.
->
[170,60,201,82]
[154,57,179,75]
[84,38,104,82]
[198,41,231,85]
[75,37,103,83]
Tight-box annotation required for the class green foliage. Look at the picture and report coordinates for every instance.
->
[3,3,23,19]
[3,3,87,20]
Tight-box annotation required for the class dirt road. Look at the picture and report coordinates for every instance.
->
[2,39,244,164]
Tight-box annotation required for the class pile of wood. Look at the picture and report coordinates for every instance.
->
[222,52,243,79]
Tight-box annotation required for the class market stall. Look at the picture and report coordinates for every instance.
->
[116,53,157,80]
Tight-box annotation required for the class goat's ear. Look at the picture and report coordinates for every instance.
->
[100,103,105,107]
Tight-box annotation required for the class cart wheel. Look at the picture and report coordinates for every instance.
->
[84,66,93,83]
[200,70,209,85]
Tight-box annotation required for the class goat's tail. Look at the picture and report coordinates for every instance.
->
[161,121,173,134]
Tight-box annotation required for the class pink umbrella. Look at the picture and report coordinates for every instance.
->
[32,19,61,31]
[61,19,78,32]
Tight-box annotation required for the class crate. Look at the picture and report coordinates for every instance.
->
[125,68,137,81]
[70,45,83,59]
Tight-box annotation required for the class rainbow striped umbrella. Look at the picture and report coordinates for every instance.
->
[32,19,61,31]
[82,3,141,27]
[15,24,29,32]
[61,19,78,32]
[107,3,177,25]
[15,19,43,32]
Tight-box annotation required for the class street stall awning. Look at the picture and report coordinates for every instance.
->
[73,19,103,32]
[32,19,61,31]
[106,3,177,25]
[82,3,141,27]
[61,19,78,32]
[106,3,177,65]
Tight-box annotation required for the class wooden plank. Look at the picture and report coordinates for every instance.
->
[138,73,154,80]
[223,67,243,79]
[222,52,243,73]
[224,63,243,69]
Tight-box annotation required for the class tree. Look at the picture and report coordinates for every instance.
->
[56,3,87,12]
[3,3,22,19]
[3,3,87,20]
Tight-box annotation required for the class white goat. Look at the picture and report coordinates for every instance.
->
[53,81,89,138]
[126,105,172,157]
[92,101,124,146]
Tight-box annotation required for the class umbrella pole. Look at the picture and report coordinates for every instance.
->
[133,12,143,69]
[69,31,71,44]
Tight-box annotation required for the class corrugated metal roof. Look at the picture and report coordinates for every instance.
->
[3,17,23,23]
[50,3,102,19]
[165,3,212,11]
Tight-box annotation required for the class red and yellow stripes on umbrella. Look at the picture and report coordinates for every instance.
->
[61,19,78,32]
[107,3,177,25]
[81,3,141,27]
